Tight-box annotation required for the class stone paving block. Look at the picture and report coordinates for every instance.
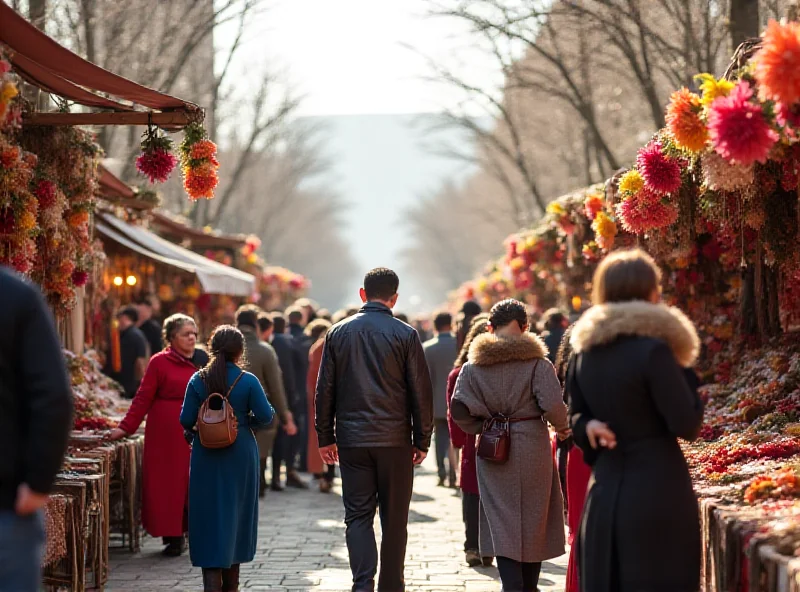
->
[107,459,567,590]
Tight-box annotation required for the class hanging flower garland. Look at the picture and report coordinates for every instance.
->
[136,126,177,184]
[180,122,219,201]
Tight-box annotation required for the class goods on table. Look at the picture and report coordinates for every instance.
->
[65,349,129,430]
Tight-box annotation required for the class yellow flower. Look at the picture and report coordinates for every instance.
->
[546,202,565,215]
[695,73,734,109]
[19,210,36,231]
[476,278,488,293]
[618,170,644,198]
[0,81,18,104]
[592,211,617,239]
[525,235,538,250]
[509,257,527,272]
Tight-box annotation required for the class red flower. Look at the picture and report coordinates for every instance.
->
[71,269,89,287]
[708,81,778,165]
[615,189,678,234]
[636,141,682,194]
[34,179,58,209]
[136,148,178,184]
[0,208,15,234]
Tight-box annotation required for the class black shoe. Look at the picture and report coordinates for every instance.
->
[286,471,309,489]
[466,550,481,567]
[270,481,284,492]
[482,556,494,567]
[438,477,446,487]
[162,537,185,557]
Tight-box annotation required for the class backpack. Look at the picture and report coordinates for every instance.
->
[196,371,244,449]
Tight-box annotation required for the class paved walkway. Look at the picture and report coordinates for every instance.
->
[106,459,568,591]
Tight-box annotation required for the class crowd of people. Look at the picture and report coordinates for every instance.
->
[1,251,706,592]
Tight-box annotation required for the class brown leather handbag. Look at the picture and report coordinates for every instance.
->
[476,360,541,464]
[477,415,512,463]
[197,371,244,449]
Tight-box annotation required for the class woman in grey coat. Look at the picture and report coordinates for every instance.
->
[452,299,570,592]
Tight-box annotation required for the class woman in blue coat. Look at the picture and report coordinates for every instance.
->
[180,325,274,592]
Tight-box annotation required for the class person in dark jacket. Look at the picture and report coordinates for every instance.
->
[539,308,567,365]
[567,249,704,592]
[270,312,306,491]
[315,267,434,592]
[0,268,73,590]
[137,295,163,360]
[104,306,148,399]
[423,311,459,488]
[235,305,297,498]
[287,306,312,474]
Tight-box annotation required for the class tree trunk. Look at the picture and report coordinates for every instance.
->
[729,0,760,48]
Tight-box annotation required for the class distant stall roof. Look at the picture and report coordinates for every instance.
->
[0,3,201,129]
[99,213,255,296]
[150,212,249,249]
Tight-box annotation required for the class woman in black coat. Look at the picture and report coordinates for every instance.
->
[567,249,704,592]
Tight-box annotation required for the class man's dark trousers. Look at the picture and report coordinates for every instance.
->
[339,447,414,592]
[433,419,454,484]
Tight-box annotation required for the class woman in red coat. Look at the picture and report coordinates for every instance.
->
[109,313,200,557]
[554,324,593,592]
[306,319,333,492]
[446,313,492,568]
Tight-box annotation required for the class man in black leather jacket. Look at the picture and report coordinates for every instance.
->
[315,268,434,592]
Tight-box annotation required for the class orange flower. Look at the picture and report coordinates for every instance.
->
[755,20,800,105]
[68,211,89,229]
[189,139,217,161]
[666,88,708,153]
[184,168,219,200]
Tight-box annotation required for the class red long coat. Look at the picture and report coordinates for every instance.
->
[118,348,195,537]
[306,339,324,475]
[565,444,592,592]
[446,367,479,495]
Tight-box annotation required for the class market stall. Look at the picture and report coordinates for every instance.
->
[0,4,220,589]
[152,213,311,311]
[455,22,800,591]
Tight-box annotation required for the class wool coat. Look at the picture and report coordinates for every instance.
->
[568,302,704,592]
[423,332,458,419]
[118,348,197,537]
[180,364,275,568]
[239,326,289,460]
[452,332,568,563]
[306,338,325,475]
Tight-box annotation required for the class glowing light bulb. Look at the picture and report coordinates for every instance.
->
[571,296,582,311]
[113,276,123,287]
[126,275,137,286]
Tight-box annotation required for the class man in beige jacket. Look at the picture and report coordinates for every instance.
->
[235,305,297,497]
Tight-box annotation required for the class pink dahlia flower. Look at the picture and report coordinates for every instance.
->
[708,81,778,166]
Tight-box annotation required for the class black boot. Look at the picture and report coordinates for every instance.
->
[222,564,240,592]
[202,568,223,592]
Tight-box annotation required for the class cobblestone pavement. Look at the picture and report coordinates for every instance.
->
[107,458,568,591]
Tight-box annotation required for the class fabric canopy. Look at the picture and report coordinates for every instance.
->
[0,3,199,117]
[96,220,198,275]
[99,213,255,297]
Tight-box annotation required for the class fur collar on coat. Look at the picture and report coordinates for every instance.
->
[468,332,548,366]
[570,301,699,367]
